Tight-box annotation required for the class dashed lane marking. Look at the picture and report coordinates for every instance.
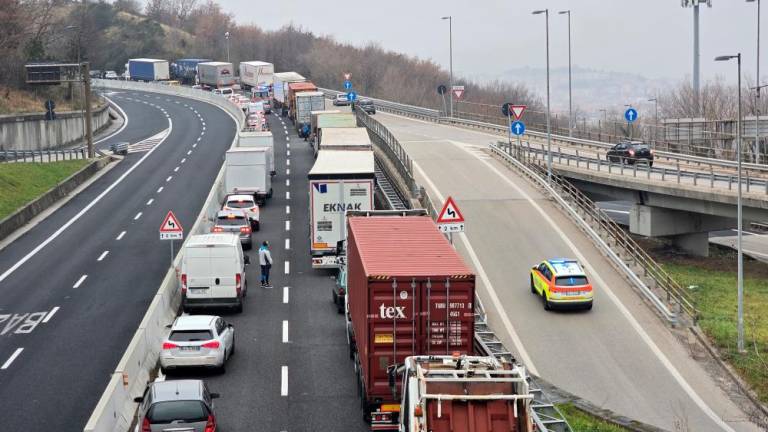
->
[1,348,23,370]
[43,307,59,323]
[134,212,142,220]
[72,274,88,289]
[116,231,126,240]
[97,251,109,262]
[283,287,289,304]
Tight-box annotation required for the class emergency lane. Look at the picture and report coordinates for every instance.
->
[372,112,760,432]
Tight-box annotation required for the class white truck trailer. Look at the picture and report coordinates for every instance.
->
[239,61,274,90]
[225,147,272,204]
[237,130,275,176]
[273,71,306,107]
[197,62,235,88]
[294,91,326,132]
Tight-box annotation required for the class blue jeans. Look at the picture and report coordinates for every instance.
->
[261,264,271,285]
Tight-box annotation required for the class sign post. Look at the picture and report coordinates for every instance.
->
[437,85,448,116]
[436,196,465,244]
[452,85,465,116]
[159,211,184,266]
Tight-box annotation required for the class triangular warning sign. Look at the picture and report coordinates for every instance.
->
[437,196,465,223]
[510,105,526,120]
[159,211,183,233]
[452,89,464,99]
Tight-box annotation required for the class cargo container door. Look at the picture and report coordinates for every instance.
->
[419,277,475,355]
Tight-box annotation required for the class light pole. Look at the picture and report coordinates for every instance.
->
[441,16,453,117]
[748,0,761,163]
[715,53,745,353]
[558,10,573,137]
[682,1,712,116]
[648,98,658,146]
[225,31,231,63]
[599,108,607,139]
[533,9,552,181]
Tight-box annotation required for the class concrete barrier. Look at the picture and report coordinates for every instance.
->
[0,103,111,151]
[83,81,241,432]
[0,156,112,242]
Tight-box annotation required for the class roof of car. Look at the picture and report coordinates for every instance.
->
[186,233,239,247]
[216,209,247,219]
[226,194,256,202]
[151,379,204,402]
[546,259,585,276]
[173,315,217,330]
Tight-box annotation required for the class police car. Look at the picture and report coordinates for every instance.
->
[530,259,593,310]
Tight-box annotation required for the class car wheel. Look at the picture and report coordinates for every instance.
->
[530,275,536,294]
[585,302,593,311]
[543,293,551,311]
[230,336,235,356]
[235,301,243,313]
[254,222,260,232]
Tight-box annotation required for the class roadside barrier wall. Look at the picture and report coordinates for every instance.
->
[0,103,111,151]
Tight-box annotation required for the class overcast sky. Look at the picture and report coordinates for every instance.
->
[221,0,759,85]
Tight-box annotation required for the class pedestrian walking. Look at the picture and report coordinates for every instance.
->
[258,241,273,288]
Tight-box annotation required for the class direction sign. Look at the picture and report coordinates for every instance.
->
[344,80,352,90]
[346,91,358,102]
[510,105,526,120]
[159,211,183,240]
[624,107,638,123]
[510,120,526,136]
[452,85,465,99]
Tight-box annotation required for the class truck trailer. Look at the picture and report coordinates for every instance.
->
[273,71,306,108]
[197,61,235,88]
[239,61,274,90]
[308,150,375,269]
[293,91,325,135]
[171,58,211,84]
[287,82,319,123]
[128,58,170,81]
[238,130,275,176]
[224,147,272,204]
[319,127,372,152]
[345,213,476,429]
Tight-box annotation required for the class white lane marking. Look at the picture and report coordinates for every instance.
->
[284,261,290,275]
[202,121,206,127]
[197,137,201,142]
[116,231,126,240]
[157,187,164,193]
[166,176,173,182]
[453,141,735,431]
[43,307,60,323]
[192,143,197,148]
[286,137,290,142]
[286,205,290,215]
[602,209,630,215]
[0,119,173,283]
[201,131,205,136]
[285,221,290,231]
[1,348,23,370]
[95,96,129,144]
[286,168,290,175]
[285,238,290,250]
[181,158,186,164]
[174,166,180,172]
[97,250,109,261]
[134,212,142,220]
[287,150,291,157]
[187,150,193,155]
[146,198,154,206]
[283,287,289,304]
[286,179,290,186]
[283,125,287,130]
[282,320,289,343]
[202,126,206,131]
[72,274,88,289]
[287,143,290,149]
[281,366,288,396]
[286,159,290,166]
[286,191,290,200]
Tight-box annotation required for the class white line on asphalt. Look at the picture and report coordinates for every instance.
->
[146,198,154,206]
[166,176,173,182]
[286,191,290,200]
[287,150,291,157]
[285,220,290,231]
[285,238,290,250]
[174,166,179,172]
[286,159,290,166]
[286,168,290,175]
[192,143,197,148]
[116,231,126,240]
[134,212,142,220]
[602,209,630,215]
[157,187,164,193]
[181,158,186,164]
[202,122,206,127]
[282,320,289,343]
[97,250,109,261]
[43,307,60,323]
[0,118,174,284]
[187,150,193,155]
[286,137,290,142]
[1,348,23,370]
[202,126,206,131]
[286,143,290,149]
[286,179,290,186]
[281,366,288,396]
[283,287,289,303]
[284,261,290,275]
[197,137,201,142]
[72,274,88,288]
[286,205,290,214]
[201,131,205,136]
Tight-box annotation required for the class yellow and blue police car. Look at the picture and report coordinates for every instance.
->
[530,258,593,310]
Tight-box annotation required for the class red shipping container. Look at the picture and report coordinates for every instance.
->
[346,214,476,418]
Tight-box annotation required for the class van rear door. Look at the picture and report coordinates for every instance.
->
[185,246,238,300]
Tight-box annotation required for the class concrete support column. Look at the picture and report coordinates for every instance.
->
[670,232,710,257]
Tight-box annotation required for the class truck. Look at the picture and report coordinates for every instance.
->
[239,61,274,90]
[287,82,319,124]
[273,71,306,109]
[394,355,533,432]
[238,130,275,176]
[170,58,211,85]
[308,150,375,269]
[345,212,476,430]
[293,91,325,136]
[128,59,170,81]
[311,112,358,156]
[225,147,272,204]
[197,62,235,88]
[319,127,372,152]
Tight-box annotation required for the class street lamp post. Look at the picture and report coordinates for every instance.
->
[648,98,658,146]
[225,31,231,63]
[559,10,573,137]
[441,16,453,118]
[533,9,552,181]
[748,0,761,163]
[599,109,607,140]
[715,53,745,353]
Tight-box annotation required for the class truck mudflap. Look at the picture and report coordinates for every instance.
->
[312,255,339,269]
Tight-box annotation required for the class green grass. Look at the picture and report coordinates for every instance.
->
[662,261,768,404]
[0,160,91,220]
[557,404,630,432]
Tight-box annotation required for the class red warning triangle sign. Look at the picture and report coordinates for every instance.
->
[436,196,465,223]
[159,211,183,233]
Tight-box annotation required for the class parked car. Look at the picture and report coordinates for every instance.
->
[134,379,219,432]
[606,140,654,166]
[356,98,376,114]
[222,193,260,230]
[160,315,235,373]
[333,94,350,106]
[213,87,234,97]
[212,210,253,249]
[180,233,250,313]
[104,70,118,80]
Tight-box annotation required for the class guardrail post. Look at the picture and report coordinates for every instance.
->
[728,176,733,190]
[597,158,600,172]
[47,150,51,162]
[575,150,580,168]
[711,169,715,188]
[747,171,751,192]
[693,172,698,186]
[633,163,637,177]
[647,163,651,179]
[620,161,624,176]
[558,146,562,164]
[662,168,666,181]
[676,163,681,184]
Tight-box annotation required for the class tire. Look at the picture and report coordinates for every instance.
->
[543,293,551,311]
[230,336,236,356]
[530,275,536,294]
[235,301,243,313]
[585,302,593,311]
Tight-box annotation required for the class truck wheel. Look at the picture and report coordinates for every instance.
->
[235,301,243,313]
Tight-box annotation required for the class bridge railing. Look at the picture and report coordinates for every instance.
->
[0,147,88,163]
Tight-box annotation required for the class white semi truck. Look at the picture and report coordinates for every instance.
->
[239,61,274,90]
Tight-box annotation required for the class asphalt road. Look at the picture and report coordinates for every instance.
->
[373,112,761,432]
[162,111,368,431]
[0,90,235,431]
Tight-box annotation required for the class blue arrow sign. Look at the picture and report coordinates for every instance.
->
[624,107,638,123]
[347,91,357,102]
[344,80,352,90]
[510,120,526,136]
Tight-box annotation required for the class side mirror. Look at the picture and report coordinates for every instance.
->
[228,323,234,328]
[244,256,251,265]
[531,266,537,271]
[210,392,220,399]
[133,396,144,403]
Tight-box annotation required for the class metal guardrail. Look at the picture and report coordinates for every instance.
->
[0,147,88,162]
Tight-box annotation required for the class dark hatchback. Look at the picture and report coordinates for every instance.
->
[355,98,376,114]
[606,141,654,166]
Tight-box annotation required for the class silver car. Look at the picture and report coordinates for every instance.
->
[212,210,252,249]
[160,315,235,373]
[135,379,219,432]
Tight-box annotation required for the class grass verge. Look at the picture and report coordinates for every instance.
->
[557,404,630,431]
[0,160,91,220]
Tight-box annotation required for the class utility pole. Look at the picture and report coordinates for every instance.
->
[559,10,573,137]
[442,16,454,117]
[83,62,94,158]
[533,9,552,182]
[683,1,712,117]
[748,0,761,163]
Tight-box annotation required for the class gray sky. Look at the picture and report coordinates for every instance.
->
[222,0,758,85]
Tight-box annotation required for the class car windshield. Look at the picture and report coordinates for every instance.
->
[226,200,254,209]
[148,400,207,423]
[169,330,213,342]
[216,215,247,226]
[555,276,588,286]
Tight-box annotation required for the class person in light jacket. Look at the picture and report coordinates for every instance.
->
[258,241,273,287]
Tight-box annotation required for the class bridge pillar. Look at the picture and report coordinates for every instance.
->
[629,205,735,257]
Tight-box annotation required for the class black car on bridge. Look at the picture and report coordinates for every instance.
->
[606,141,654,166]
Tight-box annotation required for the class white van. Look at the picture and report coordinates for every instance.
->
[180,233,250,313]
[212,87,234,97]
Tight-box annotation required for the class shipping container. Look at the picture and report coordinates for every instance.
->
[294,91,326,132]
[171,58,211,84]
[273,71,306,106]
[239,61,274,89]
[287,82,319,124]
[345,213,476,428]
[128,58,170,81]
[197,62,235,88]
[319,127,372,152]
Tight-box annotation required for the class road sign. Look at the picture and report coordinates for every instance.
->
[437,196,465,223]
[437,84,447,95]
[510,105,526,120]
[347,91,357,102]
[624,107,638,123]
[159,210,183,240]
[510,120,526,136]
[44,100,56,111]
[438,222,465,233]
[344,73,351,80]
[344,80,352,90]
[452,85,465,99]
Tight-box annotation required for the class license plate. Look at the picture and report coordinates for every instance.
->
[189,287,208,293]
[180,346,200,351]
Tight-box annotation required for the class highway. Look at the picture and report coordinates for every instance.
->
[0,90,235,431]
[373,112,761,432]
